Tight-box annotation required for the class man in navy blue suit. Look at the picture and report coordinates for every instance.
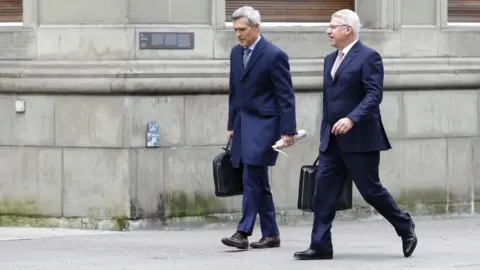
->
[221,6,297,250]
[294,9,418,260]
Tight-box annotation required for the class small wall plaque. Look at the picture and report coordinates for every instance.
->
[139,32,195,50]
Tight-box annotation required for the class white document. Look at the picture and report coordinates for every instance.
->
[272,129,308,157]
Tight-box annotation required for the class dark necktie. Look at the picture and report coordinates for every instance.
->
[243,48,252,68]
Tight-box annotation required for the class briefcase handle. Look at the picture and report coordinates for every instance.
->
[222,137,233,152]
[313,156,319,166]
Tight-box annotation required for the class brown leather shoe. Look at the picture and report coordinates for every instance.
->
[250,236,281,249]
[221,232,249,249]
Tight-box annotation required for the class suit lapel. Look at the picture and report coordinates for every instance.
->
[332,41,362,84]
[241,36,266,80]
[237,46,245,73]
[324,53,336,85]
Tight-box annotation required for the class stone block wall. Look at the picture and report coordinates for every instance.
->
[1,89,479,230]
[1,0,480,230]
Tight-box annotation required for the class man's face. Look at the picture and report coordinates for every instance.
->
[326,16,351,49]
[233,17,259,48]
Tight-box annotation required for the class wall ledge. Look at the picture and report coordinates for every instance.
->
[0,57,478,94]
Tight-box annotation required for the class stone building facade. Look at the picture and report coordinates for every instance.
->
[0,0,479,229]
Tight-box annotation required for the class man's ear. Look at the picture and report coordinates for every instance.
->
[345,26,353,35]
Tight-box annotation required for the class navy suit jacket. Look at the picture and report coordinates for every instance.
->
[227,35,297,167]
[320,41,391,153]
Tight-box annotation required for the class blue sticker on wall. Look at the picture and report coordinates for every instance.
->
[146,121,160,148]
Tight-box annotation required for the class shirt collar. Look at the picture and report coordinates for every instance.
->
[340,39,359,56]
[245,35,261,51]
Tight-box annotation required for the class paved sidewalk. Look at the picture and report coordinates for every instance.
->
[1,215,480,269]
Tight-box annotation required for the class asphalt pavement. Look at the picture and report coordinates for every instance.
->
[1,215,480,270]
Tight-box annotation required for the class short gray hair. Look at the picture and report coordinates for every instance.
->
[332,9,361,36]
[232,6,261,26]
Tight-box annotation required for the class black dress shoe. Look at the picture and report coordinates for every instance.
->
[294,248,333,260]
[402,217,418,257]
[250,236,281,249]
[221,232,249,249]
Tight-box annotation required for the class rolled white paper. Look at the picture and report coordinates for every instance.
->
[272,129,308,157]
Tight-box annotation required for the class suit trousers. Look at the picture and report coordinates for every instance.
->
[237,164,279,237]
[310,135,412,250]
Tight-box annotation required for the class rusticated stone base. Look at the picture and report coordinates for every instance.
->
[2,202,477,232]
[0,215,130,231]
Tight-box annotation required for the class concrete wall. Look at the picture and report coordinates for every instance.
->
[0,0,479,229]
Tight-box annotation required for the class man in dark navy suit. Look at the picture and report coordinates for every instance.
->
[221,6,297,250]
[294,9,418,260]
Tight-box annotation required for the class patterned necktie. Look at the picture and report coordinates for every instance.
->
[330,50,344,78]
[243,48,252,68]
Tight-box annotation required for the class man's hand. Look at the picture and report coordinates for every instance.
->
[331,118,355,135]
[227,130,233,139]
[282,134,295,147]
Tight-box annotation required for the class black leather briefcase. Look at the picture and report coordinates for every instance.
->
[212,138,244,197]
[297,155,353,212]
